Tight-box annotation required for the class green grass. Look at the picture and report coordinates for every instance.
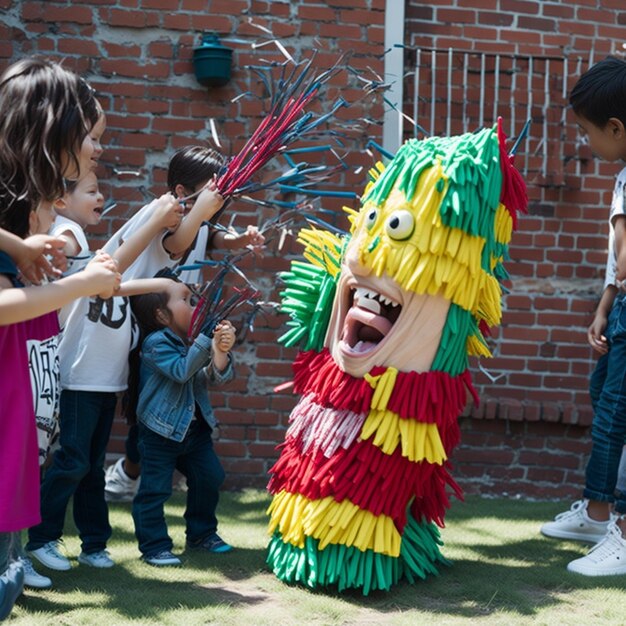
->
[8,491,626,625]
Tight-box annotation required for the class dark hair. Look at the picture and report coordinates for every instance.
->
[0,57,100,237]
[130,290,171,338]
[167,145,226,192]
[124,275,178,423]
[569,55,626,128]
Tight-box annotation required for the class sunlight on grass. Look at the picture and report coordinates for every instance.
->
[8,493,626,625]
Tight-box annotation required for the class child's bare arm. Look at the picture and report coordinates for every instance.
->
[164,181,224,258]
[0,253,121,325]
[588,285,617,354]
[210,320,235,372]
[115,277,175,298]
[614,215,626,282]
[0,230,68,283]
[211,225,265,255]
[114,194,182,274]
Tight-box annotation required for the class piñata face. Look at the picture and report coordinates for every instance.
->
[327,128,516,378]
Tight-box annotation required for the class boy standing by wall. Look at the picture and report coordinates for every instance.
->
[541,56,626,576]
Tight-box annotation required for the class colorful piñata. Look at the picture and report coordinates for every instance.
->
[267,120,527,594]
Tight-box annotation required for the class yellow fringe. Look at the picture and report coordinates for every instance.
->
[364,367,399,412]
[359,408,447,463]
[297,227,343,279]
[466,333,492,358]
[494,204,513,244]
[267,491,402,556]
[346,162,510,331]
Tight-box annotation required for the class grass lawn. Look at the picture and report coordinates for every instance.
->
[8,491,626,625]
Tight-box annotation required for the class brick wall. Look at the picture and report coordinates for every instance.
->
[406,0,626,498]
[0,0,386,487]
[2,0,623,499]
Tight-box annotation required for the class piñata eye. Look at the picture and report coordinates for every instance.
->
[385,210,415,240]
[364,208,378,230]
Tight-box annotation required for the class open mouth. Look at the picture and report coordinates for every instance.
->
[340,286,402,355]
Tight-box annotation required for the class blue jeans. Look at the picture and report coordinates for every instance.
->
[586,294,626,514]
[125,423,140,465]
[132,420,224,557]
[0,533,23,622]
[27,390,116,554]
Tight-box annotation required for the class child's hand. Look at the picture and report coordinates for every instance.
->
[16,234,67,283]
[84,251,122,298]
[212,320,235,354]
[151,193,183,232]
[588,314,609,354]
[224,225,265,256]
[194,179,225,221]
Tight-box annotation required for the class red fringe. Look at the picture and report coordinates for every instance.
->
[268,436,462,529]
[497,117,528,230]
[292,349,478,424]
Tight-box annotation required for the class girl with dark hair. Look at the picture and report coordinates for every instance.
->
[129,278,236,566]
[0,57,121,619]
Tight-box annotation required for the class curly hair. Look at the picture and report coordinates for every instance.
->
[0,57,100,237]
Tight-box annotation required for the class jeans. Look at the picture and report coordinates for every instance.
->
[125,423,140,465]
[0,533,23,622]
[586,294,626,514]
[132,420,224,557]
[27,390,116,554]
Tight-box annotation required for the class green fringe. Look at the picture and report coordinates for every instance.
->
[266,513,449,595]
[278,263,337,352]
[429,303,472,376]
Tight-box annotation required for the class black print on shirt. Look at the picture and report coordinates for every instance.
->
[28,335,60,464]
[87,295,129,329]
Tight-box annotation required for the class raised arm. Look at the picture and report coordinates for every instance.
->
[0,254,120,326]
[114,194,182,274]
[164,181,224,258]
[115,277,177,298]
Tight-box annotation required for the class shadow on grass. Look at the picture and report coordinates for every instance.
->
[18,565,269,621]
[18,493,620,622]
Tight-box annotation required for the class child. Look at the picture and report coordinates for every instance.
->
[0,56,121,620]
[540,56,626,576]
[105,145,264,502]
[129,277,235,565]
[25,151,184,572]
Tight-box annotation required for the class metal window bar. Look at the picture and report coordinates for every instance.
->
[402,47,594,184]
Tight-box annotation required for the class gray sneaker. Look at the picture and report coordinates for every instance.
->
[541,499,615,543]
[78,550,115,568]
[143,550,181,567]
[29,541,71,571]
[20,557,52,589]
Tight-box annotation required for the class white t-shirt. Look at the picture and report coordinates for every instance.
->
[102,199,175,281]
[175,223,210,285]
[51,201,177,392]
[604,166,626,290]
[52,216,91,328]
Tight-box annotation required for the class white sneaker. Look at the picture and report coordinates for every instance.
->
[567,522,626,576]
[104,458,139,502]
[20,557,52,589]
[78,550,115,568]
[142,550,181,567]
[29,541,71,571]
[541,499,614,542]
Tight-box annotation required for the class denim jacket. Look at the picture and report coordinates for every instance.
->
[136,327,234,442]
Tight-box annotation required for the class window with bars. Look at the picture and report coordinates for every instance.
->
[402,48,592,187]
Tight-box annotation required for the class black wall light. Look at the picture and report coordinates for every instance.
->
[193,33,233,87]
